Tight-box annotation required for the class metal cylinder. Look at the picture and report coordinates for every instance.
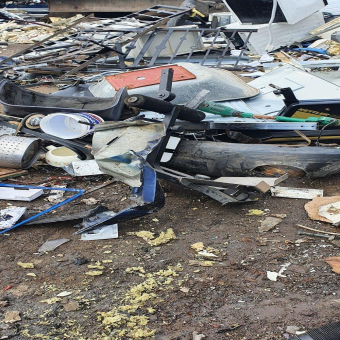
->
[0,135,42,169]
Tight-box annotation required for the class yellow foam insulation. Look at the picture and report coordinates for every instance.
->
[135,231,155,240]
[191,242,205,252]
[148,228,176,246]
[247,209,264,216]
[85,271,103,276]
[17,262,34,269]
[98,265,182,339]
[325,40,340,56]
[126,267,146,275]
[26,273,36,277]
[88,264,105,270]
[40,297,61,304]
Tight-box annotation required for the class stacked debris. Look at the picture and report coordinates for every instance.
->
[0,0,339,243]
[1,2,340,340]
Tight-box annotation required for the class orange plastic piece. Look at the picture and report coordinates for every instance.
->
[105,65,196,90]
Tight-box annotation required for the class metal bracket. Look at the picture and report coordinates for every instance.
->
[156,68,176,101]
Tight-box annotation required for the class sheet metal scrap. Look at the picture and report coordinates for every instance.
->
[1,11,257,76]
[123,69,273,205]
[0,6,190,76]
[0,14,92,69]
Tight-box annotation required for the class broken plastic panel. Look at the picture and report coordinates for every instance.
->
[75,164,165,234]
[167,140,340,178]
[92,120,166,187]
[0,207,26,230]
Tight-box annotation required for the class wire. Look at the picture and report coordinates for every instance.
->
[316,120,338,146]
[0,184,85,235]
[265,0,278,52]
[222,0,278,52]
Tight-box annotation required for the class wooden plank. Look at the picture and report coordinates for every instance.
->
[271,187,323,199]
[0,168,28,180]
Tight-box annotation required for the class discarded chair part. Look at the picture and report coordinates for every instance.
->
[92,63,260,104]
[225,0,326,25]
[225,11,325,54]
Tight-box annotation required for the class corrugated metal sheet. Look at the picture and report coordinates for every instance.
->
[323,0,340,15]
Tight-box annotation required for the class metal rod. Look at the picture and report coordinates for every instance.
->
[297,224,340,236]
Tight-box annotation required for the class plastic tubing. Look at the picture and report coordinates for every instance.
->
[266,0,278,52]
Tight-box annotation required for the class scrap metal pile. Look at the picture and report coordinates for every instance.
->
[1,0,340,239]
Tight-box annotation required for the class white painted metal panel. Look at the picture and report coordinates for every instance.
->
[227,12,325,54]
[278,0,326,24]
[322,0,340,15]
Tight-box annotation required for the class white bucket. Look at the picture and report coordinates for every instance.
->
[40,112,104,139]
[45,145,80,168]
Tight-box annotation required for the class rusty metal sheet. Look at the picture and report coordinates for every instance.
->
[105,65,196,90]
[48,0,183,13]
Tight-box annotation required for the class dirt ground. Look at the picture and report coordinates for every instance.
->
[0,44,339,340]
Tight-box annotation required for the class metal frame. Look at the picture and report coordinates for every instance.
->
[0,6,190,75]
[128,27,257,68]
[2,16,257,77]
